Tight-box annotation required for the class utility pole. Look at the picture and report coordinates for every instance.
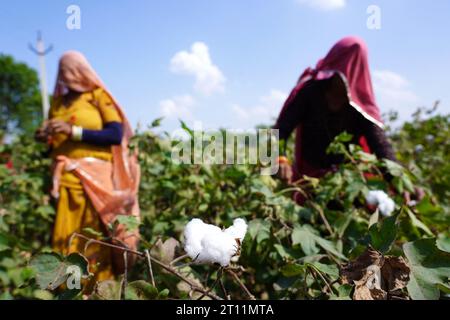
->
[29,31,53,120]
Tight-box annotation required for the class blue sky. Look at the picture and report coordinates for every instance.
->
[1,0,449,133]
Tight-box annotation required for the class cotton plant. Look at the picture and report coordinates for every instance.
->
[414,144,425,154]
[425,134,435,143]
[183,218,248,267]
[365,190,396,217]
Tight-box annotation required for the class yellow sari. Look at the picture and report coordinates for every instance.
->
[50,87,122,283]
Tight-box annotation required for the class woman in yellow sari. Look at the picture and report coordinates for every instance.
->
[35,51,140,284]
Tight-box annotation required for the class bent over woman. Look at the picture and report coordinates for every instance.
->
[274,36,397,184]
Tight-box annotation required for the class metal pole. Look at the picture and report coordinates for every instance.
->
[29,31,53,120]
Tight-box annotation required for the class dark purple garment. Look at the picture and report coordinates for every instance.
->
[274,79,397,171]
[81,122,123,146]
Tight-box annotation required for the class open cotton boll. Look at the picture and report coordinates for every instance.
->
[426,135,435,143]
[378,197,395,217]
[365,190,396,217]
[415,144,424,154]
[200,232,239,267]
[224,218,248,242]
[366,190,387,206]
[184,219,222,261]
[408,200,418,207]
[183,218,248,267]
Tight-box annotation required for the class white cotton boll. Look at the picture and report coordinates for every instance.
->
[183,218,248,267]
[366,190,388,206]
[366,190,389,205]
[184,219,221,261]
[224,218,248,242]
[426,135,435,143]
[183,219,204,260]
[408,200,418,207]
[415,144,424,153]
[366,191,382,206]
[201,232,238,267]
[365,190,396,217]
[378,197,395,217]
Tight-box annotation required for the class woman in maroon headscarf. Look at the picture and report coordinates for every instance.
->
[274,36,397,189]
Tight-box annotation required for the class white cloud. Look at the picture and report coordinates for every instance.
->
[232,104,250,120]
[261,89,289,109]
[373,70,421,122]
[232,89,288,128]
[296,0,346,11]
[170,42,226,96]
[159,95,196,120]
[373,70,410,90]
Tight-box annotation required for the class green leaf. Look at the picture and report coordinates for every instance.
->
[116,215,141,232]
[292,225,319,256]
[157,288,170,299]
[330,284,353,300]
[437,236,450,253]
[401,174,415,193]
[368,210,379,229]
[0,243,10,252]
[151,238,180,264]
[151,117,164,128]
[180,120,194,138]
[403,238,450,300]
[292,225,347,261]
[405,208,433,236]
[57,288,82,300]
[0,233,11,252]
[383,159,405,177]
[29,252,91,291]
[29,253,66,290]
[125,280,159,300]
[274,244,292,260]
[369,215,398,254]
[92,279,123,300]
[335,132,353,143]
[250,180,274,199]
[311,236,347,261]
[335,212,354,238]
[82,227,103,238]
[415,197,441,215]
[308,262,339,279]
[0,291,14,300]
[280,263,306,277]
[33,289,54,300]
[345,180,366,202]
[248,219,271,244]
[356,151,377,163]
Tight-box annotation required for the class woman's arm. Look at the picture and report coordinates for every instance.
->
[78,121,123,146]
[272,82,311,183]
[47,119,123,147]
[359,115,425,203]
[273,83,310,153]
[76,88,123,146]
[362,121,397,162]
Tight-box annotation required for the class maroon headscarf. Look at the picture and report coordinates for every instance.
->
[280,36,383,179]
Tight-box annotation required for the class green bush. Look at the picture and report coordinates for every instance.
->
[0,111,449,300]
